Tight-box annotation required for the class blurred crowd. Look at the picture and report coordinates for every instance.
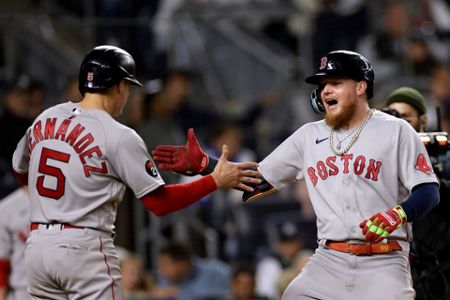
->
[1,0,450,299]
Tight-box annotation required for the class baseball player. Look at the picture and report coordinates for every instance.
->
[11,45,260,300]
[0,187,31,300]
[151,50,440,299]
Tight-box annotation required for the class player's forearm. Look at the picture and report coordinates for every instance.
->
[400,182,440,222]
[140,175,217,216]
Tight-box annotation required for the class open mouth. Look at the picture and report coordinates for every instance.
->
[324,98,338,109]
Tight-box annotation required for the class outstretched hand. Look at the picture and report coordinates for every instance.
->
[151,128,209,175]
[211,145,261,192]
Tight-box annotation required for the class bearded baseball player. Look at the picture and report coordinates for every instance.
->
[11,45,260,300]
[152,50,440,299]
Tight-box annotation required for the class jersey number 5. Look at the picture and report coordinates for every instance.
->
[37,147,70,200]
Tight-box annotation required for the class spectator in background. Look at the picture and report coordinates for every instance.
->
[201,122,257,261]
[0,187,31,300]
[120,254,154,300]
[154,242,231,300]
[276,249,314,299]
[312,0,369,63]
[171,70,220,136]
[255,222,303,300]
[137,72,187,184]
[429,65,450,132]
[0,86,31,198]
[248,89,296,159]
[404,32,441,77]
[63,76,82,103]
[357,0,411,79]
[204,122,257,187]
[385,87,429,132]
[229,264,268,300]
[26,81,46,120]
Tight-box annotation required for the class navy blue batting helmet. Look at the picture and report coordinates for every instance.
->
[78,45,142,95]
[305,50,374,99]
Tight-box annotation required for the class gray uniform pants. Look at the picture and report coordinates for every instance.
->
[25,225,123,300]
[282,244,414,300]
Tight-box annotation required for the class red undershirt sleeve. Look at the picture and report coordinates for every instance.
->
[140,174,217,216]
[12,169,28,186]
[0,259,10,288]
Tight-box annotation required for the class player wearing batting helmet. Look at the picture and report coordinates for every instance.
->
[151,50,440,299]
[11,45,260,300]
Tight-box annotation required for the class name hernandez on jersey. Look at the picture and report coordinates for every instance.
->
[28,117,107,177]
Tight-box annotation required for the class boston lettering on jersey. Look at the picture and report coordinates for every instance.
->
[307,154,382,186]
[28,118,108,177]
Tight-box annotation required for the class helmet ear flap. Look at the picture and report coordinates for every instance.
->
[310,88,325,114]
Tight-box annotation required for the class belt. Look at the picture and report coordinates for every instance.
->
[30,223,84,231]
[326,240,402,256]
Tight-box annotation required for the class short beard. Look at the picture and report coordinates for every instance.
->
[325,101,357,129]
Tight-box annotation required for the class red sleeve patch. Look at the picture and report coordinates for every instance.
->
[415,153,432,174]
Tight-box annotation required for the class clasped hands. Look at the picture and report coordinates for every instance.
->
[151,128,260,192]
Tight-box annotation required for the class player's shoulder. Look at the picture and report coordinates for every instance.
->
[373,109,399,121]
[92,113,142,146]
[35,101,73,119]
[372,109,413,130]
[99,115,139,139]
[296,119,328,134]
[303,119,327,129]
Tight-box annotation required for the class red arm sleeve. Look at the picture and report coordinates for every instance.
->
[0,259,10,288]
[12,169,28,186]
[140,174,217,216]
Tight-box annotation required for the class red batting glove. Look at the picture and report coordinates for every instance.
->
[359,205,407,243]
[151,128,209,175]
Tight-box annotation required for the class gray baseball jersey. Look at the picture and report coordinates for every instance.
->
[259,110,438,242]
[0,187,31,299]
[12,101,165,232]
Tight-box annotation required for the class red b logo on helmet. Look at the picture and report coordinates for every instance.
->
[87,72,94,82]
[320,57,328,70]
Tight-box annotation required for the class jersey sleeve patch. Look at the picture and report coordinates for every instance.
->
[145,160,159,177]
[415,153,432,175]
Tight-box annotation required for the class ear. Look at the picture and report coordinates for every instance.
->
[357,81,367,96]
[117,79,128,94]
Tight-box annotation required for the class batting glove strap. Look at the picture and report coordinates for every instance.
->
[360,205,407,243]
[392,205,407,223]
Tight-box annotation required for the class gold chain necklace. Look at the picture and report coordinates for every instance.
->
[334,126,360,150]
[329,109,374,156]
